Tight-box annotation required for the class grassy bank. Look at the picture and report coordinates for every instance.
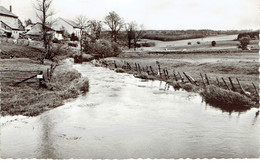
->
[98,51,259,111]
[0,40,88,117]
[1,59,89,116]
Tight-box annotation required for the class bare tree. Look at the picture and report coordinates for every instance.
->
[125,22,136,49]
[125,22,144,50]
[88,19,103,41]
[75,15,89,53]
[104,11,124,42]
[24,18,33,26]
[133,24,144,50]
[34,0,55,61]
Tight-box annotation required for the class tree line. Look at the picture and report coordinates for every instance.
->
[32,0,144,62]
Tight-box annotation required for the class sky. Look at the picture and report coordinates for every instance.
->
[0,0,259,30]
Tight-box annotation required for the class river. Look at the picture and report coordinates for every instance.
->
[1,62,259,159]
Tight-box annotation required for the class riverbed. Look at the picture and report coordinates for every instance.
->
[1,62,259,159]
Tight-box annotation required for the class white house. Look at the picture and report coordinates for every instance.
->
[52,17,81,39]
[0,5,20,39]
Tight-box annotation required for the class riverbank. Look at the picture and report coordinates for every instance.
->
[1,59,89,116]
[97,51,259,111]
[1,39,90,116]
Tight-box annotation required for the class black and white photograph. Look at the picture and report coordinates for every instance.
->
[0,0,259,159]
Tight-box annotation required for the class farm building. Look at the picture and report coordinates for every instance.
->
[0,5,20,39]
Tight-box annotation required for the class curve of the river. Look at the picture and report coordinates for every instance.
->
[1,62,259,159]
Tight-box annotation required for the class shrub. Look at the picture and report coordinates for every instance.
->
[239,36,250,50]
[201,85,252,110]
[76,78,89,94]
[197,41,200,44]
[83,39,121,58]
[187,42,191,45]
[211,41,216,46]
[136,42,156,47]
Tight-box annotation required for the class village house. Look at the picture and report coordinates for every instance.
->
[0,5,20,39]
[52,17,81,40]
[26,23,54,40]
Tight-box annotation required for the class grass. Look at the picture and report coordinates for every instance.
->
[1,61,89,116]
[0,40,89,116]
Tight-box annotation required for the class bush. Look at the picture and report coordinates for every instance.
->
[70,33,79,41]
[136,42,156,47]
[201,85,252,110]
[76,78,89,94]
[239,36,250,50]
[211,41,216,46]
[187,42,191,45]
[197,41,200,44]
[83,39,121,58]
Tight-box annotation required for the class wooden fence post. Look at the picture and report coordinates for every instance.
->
[200,73,206,87]
[165,68,169,79]
[150,66,155,76]
[138,64,141,73]
[173,70,178,81]
[216,77,220,87]
[222,78,230,91]
[135,63,138,72]
[146,65,150,75]
[252,82,259,95]
[205,74,210,85]
[228,77,235,91]
[47,68,50,81]
[178,72,184,82]
[183,72,193,84]
[114,60,117,68]
[158,64,162,78]
[236,78,246,94]
[163,69,167,79]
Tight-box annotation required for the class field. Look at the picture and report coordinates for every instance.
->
[137,35,259,51]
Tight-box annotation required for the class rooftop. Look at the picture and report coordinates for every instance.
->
[0,6,18,18]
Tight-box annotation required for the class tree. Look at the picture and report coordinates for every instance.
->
[125,22,135,49]
[104,11,124,42]
[34,0,55,62]
[24,19,33,26]
[75,15,89,53]
[125,22,144,50]
[88,19,103,41]
[239,36,250,50]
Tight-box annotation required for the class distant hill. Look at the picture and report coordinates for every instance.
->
[142,29,256,41]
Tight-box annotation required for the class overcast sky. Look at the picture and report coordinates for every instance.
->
[1,0,259,30]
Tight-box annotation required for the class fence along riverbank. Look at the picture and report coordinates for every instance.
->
[96,59,259,110]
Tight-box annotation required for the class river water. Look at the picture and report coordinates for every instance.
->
[1,62,259,159]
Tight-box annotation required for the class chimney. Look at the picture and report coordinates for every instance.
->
[10,5,12,12]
